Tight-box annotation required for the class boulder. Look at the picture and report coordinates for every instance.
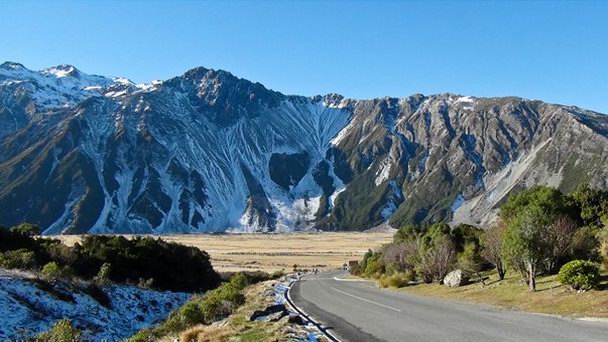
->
[248,304,288,321]
[266,310,287,322]
[287,314,305,325]
[443,269,469,287]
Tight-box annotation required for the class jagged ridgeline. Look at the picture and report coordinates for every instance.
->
[0,62,607,234]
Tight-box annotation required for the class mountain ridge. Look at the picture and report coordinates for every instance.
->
[0,62,606,234]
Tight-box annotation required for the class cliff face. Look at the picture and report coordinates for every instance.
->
[1,62,606,233]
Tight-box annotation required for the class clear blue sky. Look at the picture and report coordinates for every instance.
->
[2,1,607,113]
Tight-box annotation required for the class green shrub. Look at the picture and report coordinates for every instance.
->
[270,270,285,280]
[0,249,37,270]
[177,300,206,327]
[378,271,414,288]
[37,319,81,342]
[557,260,601,291]
[363,253,385,278]
[9,223,41,237]
[41,262,62,280]
[40,262,73,281]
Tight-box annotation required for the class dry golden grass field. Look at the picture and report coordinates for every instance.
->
[56,232,393,273]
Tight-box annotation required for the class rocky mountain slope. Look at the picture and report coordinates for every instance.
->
[0,62,606,234]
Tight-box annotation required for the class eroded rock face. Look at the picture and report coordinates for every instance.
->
[1,62,607,233]
[443,269,470,287]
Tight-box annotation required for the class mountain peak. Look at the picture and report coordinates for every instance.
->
[41,64,79,78]
[0,61,26,70]
[181,66,244,85]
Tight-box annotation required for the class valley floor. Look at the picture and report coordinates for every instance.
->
[57,232,393,272]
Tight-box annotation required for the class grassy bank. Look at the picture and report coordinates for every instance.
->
[179,280,292,341]
[130,273,322,342]
[395,271,608,318]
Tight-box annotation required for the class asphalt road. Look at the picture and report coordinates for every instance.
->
[290,270,608,342]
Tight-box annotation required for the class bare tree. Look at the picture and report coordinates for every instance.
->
[416,235,456,283]
[481,222,507,280]
[383,240,418,272]
[383,242,407,271]
[546,215,578,273]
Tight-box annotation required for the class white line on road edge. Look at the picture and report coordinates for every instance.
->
[285,278,343,342]
[333,276,373,282]
[330,287,402,312]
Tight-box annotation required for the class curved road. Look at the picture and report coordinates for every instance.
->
[290,271,608,342]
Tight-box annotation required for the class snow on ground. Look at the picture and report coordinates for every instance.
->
[0,270,190,340]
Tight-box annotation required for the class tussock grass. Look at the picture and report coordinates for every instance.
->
[179,324,236,342]
[378,271,414,288]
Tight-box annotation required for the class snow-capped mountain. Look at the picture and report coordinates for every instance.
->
[0,62,606,234]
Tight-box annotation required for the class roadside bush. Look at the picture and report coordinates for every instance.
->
[451,223,483,253]
[174,300,207,329]
[270,270,285,280]
[40,262,73,281]
[382,241,418,273]
[0,249,37,270]
[36,319,81,342]
[349,263,362,276]
[557,260,601,291]
[363,252,385,278]
[378,271,414,288]
[40,262,62,281]
[229,270,280,285]
[569,225,600,264]
[458,243,486,284]
[129,273,249,340]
